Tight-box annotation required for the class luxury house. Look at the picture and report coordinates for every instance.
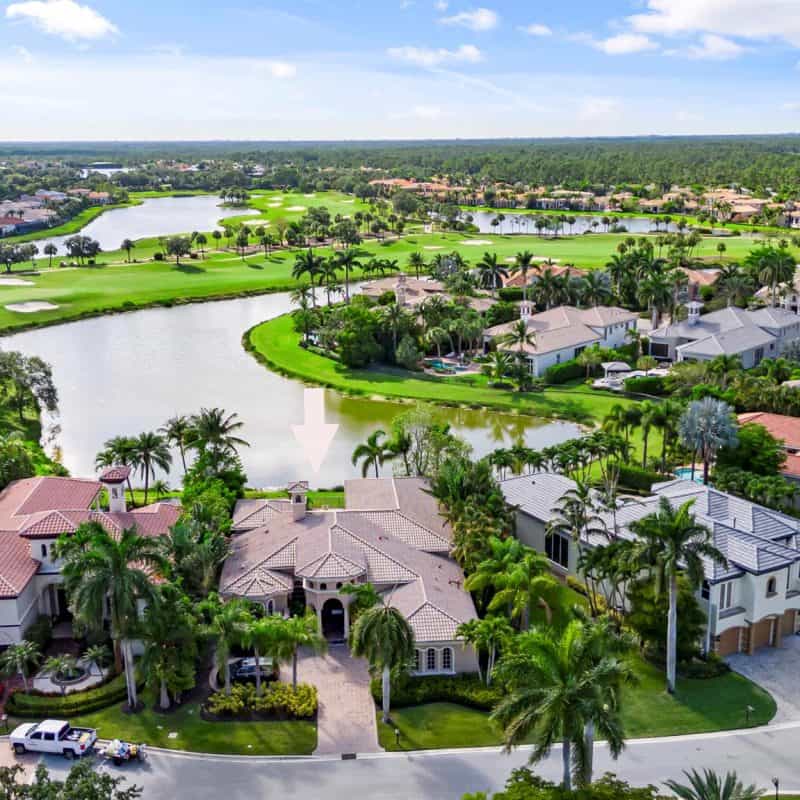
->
[0,469,181,645]
[360,274,495,314]
[502,473,800,657]
[220,478,479,676]
[649,302,800,366]
[483,304,639,377]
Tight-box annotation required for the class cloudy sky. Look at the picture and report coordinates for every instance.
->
[2,0,800,140]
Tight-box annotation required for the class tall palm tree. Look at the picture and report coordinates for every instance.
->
[638,271,673,328]
[190,408,249,461]
[133,431,172,506]
[121,239,135,263]
[579,270,612,307]
[630,497,726,693]
[351,430,394,478]
[281,611,327,689]
[407,251,426,280]
[638,401,660,469]
[333,246,367,304]
[160,415,192,475]
[43,243,57,268]
[679,398,739,485]
[292,249,325,307]
[665,769,764,800]
[499,320,536,388]
[512,251,535,302]
[350,602,415,723]
[199,594,251,697]
[56,524,166,709]
[476,252,508,297]
[492,620,634,790]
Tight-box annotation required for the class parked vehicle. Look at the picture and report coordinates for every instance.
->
[99,738,147,766]
[231,656,277,683]
[10,719,97,759]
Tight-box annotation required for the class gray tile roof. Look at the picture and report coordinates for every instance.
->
[501,473,578,523]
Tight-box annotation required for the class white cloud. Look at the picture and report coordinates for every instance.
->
[5,0,118,41]
[686,34,746,60]
[439,7,498,32]
[628,0,800,48]
[578,97,621,121]
[412,105,443,118]
[11,45,34,63]
[595,33,658,55]
[521,23,552,37]
[388,44,482,67]
[267,61,297,78]
[434,0,448,9]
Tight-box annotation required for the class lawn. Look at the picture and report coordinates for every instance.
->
[377,658,776,752]
[61,689,317,756]
[247,313,637,424]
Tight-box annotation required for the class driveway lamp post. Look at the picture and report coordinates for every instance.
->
[745,704,754,726]
[772,777,779,800]
[395,728,401,748]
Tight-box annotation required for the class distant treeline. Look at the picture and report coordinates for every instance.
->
[6,135,800,193]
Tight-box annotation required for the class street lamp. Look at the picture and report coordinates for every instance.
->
[773,776,779,800]
[395,728,401,748]
[745,704,755,725]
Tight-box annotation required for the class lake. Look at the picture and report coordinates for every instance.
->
[34,196,252,256]
[5,292,582,488]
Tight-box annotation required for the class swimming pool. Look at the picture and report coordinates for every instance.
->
[425,358,470,372]
[674,467,704,484]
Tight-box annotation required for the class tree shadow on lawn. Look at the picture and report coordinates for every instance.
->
[248,264,264,270]
[173,263,206,274]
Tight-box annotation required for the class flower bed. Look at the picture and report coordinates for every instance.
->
[203,682,318,721]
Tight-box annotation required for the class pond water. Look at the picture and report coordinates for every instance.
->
[4,292,582,488]
[33,196,251,256]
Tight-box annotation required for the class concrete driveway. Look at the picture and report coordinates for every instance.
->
[727,632,800,723]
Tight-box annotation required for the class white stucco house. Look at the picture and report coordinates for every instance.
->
[221,478,479,677]
[483,304,639,377]
[0,469,181,645]
[501,473,800,657]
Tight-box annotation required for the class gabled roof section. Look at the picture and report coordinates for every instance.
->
[221,565,293,600]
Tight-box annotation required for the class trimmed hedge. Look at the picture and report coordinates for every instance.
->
[498,287,523,302]
[543,359,584,385]
[6,672,139,717]
[623,376,666,395]
[370,674,502,711]
[617,463,672,492]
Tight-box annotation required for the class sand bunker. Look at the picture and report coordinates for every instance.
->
[424,246,444,251]
[504,257,517,263]
[342,200,355,204]
[460,239,494,246]
[303,193,316,198]
[267,202,283,208]
[6,301,59,313]
[0,278,34,286]
[286,206,307,212]
[533,257,560,263]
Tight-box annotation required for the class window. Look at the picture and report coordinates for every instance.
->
[719,582,734,610]
[441,647,453,672]
[426,648,437,672]
[701,580,710,600]
[767,577,778,597]
[414,649,421,672]
[545,532,569,569]
[44,733,54,742]
[40,544,47,559]
[266,599,274,614]
[320,583,327,591]
[336,582,343,589]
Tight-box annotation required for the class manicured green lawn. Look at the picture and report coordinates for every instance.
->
[247,314,636,424]
[377,658,776,751]
[61,689,316,756]
[125,487,345,508]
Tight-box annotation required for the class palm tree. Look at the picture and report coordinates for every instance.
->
[43,243,57,268]
[292,249,325,307]
[121,239,135,262]
[351,430,394,477]
[638,271,673,328]
[492,620,634,790]
[485,351,513,383]
[381,303,408,356]
[476,252,508,297]
[408,251,426,280]
[456,615,513,686]
[665,769,764,800]
[161,415,192,474]
[499,320,535,388]
[96,435,137,504]
[281,612,327,689]
[83,644,112,679]
[190,407,249,461]
[577,346,604,379]
[243,616,284,697]
[580,270,612,307]
[0,641,40,693]
[195,233,207,259]
[638,400,660,469]
[333,247,367,304]
[512,251,535,301]
[57,524,166,709]
[43,655,80,698]
[350,602,415,723]
[679,398,739,484]
[631,497,726,693]
[199,594,251,697]
[132,431,172,506]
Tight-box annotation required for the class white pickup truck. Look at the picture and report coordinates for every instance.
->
[10,719,97,758]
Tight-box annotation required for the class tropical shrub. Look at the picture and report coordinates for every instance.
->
[617,464,671,492]
[484,301,519,327]
[543,359,584,385]
[23,615,52,652]
[395,335,422,370]
[498,287,523,302]
[680,653,730,679]
[204,681,318,720]
[371,673,502,711]
[623,376,665,396]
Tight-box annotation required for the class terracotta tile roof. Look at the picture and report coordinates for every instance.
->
[738,412,800,450]
[784,453,800,479]
[98,466,131,483]
[0,534,39,599]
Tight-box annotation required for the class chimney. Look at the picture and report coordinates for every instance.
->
[99,465,130,513]
[687,301,703,327]
[520,300,534,322]
[395,274,407,307]
[288,481,309,521]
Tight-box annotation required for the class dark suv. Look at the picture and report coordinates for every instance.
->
[230,657,278,683]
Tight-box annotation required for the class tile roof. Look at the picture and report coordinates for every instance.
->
[501,473,578,523]
[98,466,131,483]
[0,534,39,599]
[737,412,800,450]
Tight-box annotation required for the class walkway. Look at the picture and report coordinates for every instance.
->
[296,646,382,756]
[728,633,800,723]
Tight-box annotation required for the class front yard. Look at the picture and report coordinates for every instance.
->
[377,656,776,752]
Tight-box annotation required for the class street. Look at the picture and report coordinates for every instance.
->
[33,722,800,799]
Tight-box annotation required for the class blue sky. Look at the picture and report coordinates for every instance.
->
[2,0,800,140]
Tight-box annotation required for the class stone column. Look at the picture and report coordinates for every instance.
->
[343,603,350,639]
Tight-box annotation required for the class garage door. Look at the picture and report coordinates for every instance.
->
[750,619,775,652]
[782,610,797,637]
[716,627,741,656]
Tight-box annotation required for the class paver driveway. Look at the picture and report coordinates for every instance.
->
[297,646,382,755]
[727,632,800,723]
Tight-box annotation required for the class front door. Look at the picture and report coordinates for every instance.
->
[321,599,345,641]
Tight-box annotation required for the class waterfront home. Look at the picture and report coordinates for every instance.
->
[0,469,180,645]
[361,274,496,314]
[754,269,800,314]
[649,302,800,366]
[483,304,639,377]
[501,473,800,656]
[221,478,479,676]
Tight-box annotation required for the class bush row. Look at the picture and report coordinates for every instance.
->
[623,376,666,396]
[6,672,138,717]
[204,682,317,720]
[542,359,584,385]
[617,463,672,492]
[370,674,503,711]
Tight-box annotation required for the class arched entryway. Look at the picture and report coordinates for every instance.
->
[321,598,345,641]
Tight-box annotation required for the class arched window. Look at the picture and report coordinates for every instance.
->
[414,649,421,672]
[767,577,778,597]
[266,599,274,614]
[40,544,47,559]
[320,583,328,591]
[441,647,453,672]
[426,648,437,672]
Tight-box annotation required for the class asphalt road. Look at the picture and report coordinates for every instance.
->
[35,723,800,799]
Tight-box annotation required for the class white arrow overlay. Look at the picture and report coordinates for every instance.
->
[291,388,339,473]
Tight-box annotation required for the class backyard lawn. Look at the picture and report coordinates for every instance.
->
[377,657,776,752]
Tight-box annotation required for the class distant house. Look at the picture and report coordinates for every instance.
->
[483,304,638,377]
[649,302,800,366]
[87,192,111,205]
[361,274,496,314]
[679,268,721,301]
[737,412,800,482]
[221,478,479,675]
[754,269,800,314]
[502,473,800,657]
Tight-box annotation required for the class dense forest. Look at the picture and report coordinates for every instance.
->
[4,136,800,192]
